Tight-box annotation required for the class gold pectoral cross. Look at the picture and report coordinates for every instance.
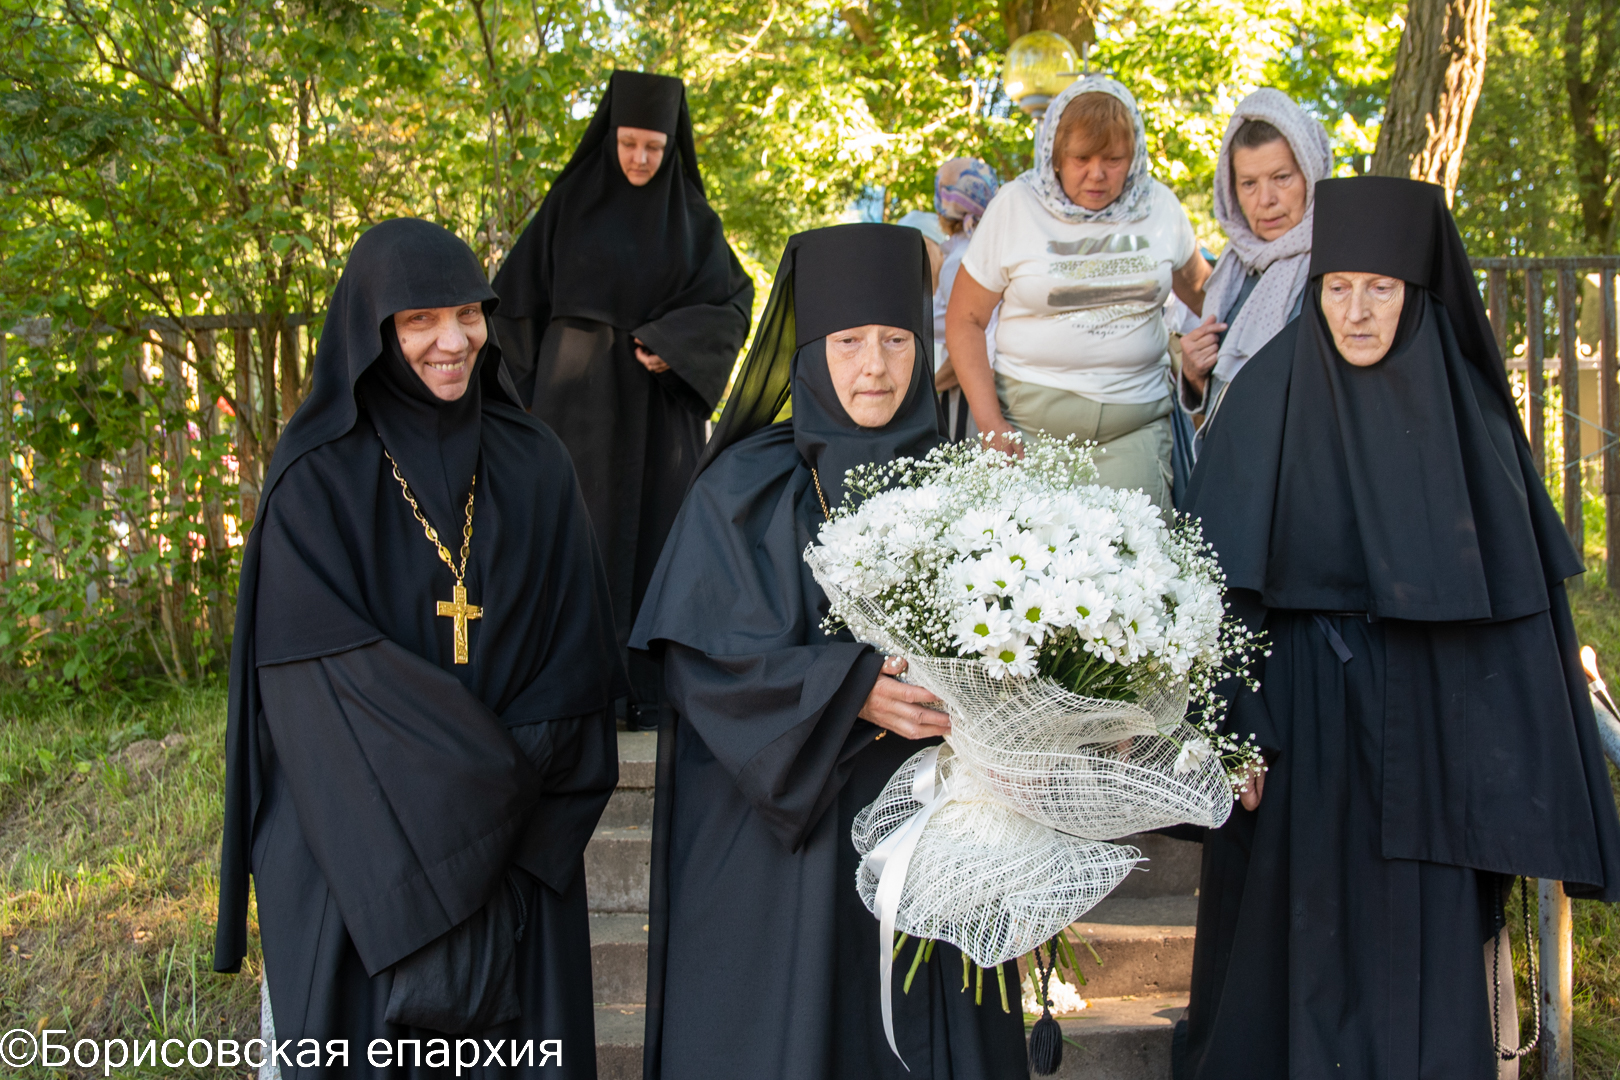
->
[436,583,483,664]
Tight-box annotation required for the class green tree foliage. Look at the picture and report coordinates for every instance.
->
[0,0,1591,690]
[1454,1,1584,255]
[624,0,1408,255]
[1451,0,1620,258]
[0,0,604,688]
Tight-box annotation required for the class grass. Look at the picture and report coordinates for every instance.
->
[1,589,1620,1076]
[0,683,260,1078]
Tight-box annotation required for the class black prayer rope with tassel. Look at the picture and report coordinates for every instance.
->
[1492,876,1540,1061]
[1028,937,1063,1075]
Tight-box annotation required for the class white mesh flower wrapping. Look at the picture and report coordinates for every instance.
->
[811,555,1237,842]
[852,746,1141,967]
[801,437,1260,1061]
[810,551,1234,974]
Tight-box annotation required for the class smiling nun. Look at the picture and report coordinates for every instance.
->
[214,218,623,1078]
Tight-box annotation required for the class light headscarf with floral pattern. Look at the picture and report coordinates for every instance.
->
[1018,75,1153,225]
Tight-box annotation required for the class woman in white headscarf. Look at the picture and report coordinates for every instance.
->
[1178,88,1332,456]
[946,77,1207,511]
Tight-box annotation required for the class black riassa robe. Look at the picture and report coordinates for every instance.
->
[1177,178,1620,1080]
[492,71,753,711]
[215,218,623,1079]
[630,224,1030,1080]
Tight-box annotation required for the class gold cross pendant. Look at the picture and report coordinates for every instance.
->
[436,583,483,664]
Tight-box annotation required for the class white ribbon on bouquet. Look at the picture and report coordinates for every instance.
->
[864,744,952,1068]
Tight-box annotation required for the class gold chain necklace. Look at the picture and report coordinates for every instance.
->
[811,467,831,520]
[383,447,482,664]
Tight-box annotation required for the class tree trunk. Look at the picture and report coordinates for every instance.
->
[1370,0,1491,200]
[1563,0,1620,250]
[1001,0,1096,54]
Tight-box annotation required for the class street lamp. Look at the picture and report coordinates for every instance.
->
[1002,31,1080,120]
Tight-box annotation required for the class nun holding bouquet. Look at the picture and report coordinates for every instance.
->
[803,432,1263,1061]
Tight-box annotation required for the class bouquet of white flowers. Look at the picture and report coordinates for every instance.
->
[803,434,1263,1061]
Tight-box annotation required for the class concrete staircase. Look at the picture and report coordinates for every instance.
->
[586,730,1199,1080]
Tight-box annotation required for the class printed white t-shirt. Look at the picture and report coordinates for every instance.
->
[961,177,1197,404]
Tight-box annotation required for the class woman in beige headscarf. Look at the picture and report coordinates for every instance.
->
[1177,88,1331,457]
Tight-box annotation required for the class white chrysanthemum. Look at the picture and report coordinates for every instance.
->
[983,637,1039,678]
[1174,737,1214,775]
[967,549,1026,596]
[951,603,1017,654]
[1008,582,1058,645]
[951,508,1013,554]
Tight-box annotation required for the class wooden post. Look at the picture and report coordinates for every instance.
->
[197,329,230,663]
[257,318,279,458]
[1528,271,1547,476]
[1539,878,1575,1080]
[1601,269,1619,592]
[278,322,300,428]
[197,330,228,550]
[233,327,259,526]
[1559,268,1584,560]
[157,329,190,682]
[1487,267,1509,357]
[78,347,105,580]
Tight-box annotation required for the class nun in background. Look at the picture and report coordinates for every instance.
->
[1175,88,1331,463]
[493,70,753,730]
[215,219,622,1078]
[1178,178,1620,1079]
[629,223,1029,1080]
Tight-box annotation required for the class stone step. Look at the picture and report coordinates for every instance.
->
[587,895,1194,1010]
[615,730,658,789]
[1052,994,1185,1079]
[582,825,1199,919]
[599,787,655,829]
[590,912,649,1005]
[591,997,1185,1080]
[584,827,651,913]
[600,729,657,829]
[1036,894,1196,999]
[594,1005,645,1080]
[1112,832,1201,899]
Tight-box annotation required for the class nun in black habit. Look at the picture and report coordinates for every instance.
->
[214,218,623,1078]
[1177,177,1620,1079]
[492,70,753,727]
[629,223,1030,1080]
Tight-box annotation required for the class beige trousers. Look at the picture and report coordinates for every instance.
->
[995,373,1174,512]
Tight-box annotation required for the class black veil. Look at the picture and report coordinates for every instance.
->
[1186,176,1581,621]
[695,221,941,489]
[634,221,940,656]
[1185,176,1620,898]
[216,219,622,973]
[492,70,744,407]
